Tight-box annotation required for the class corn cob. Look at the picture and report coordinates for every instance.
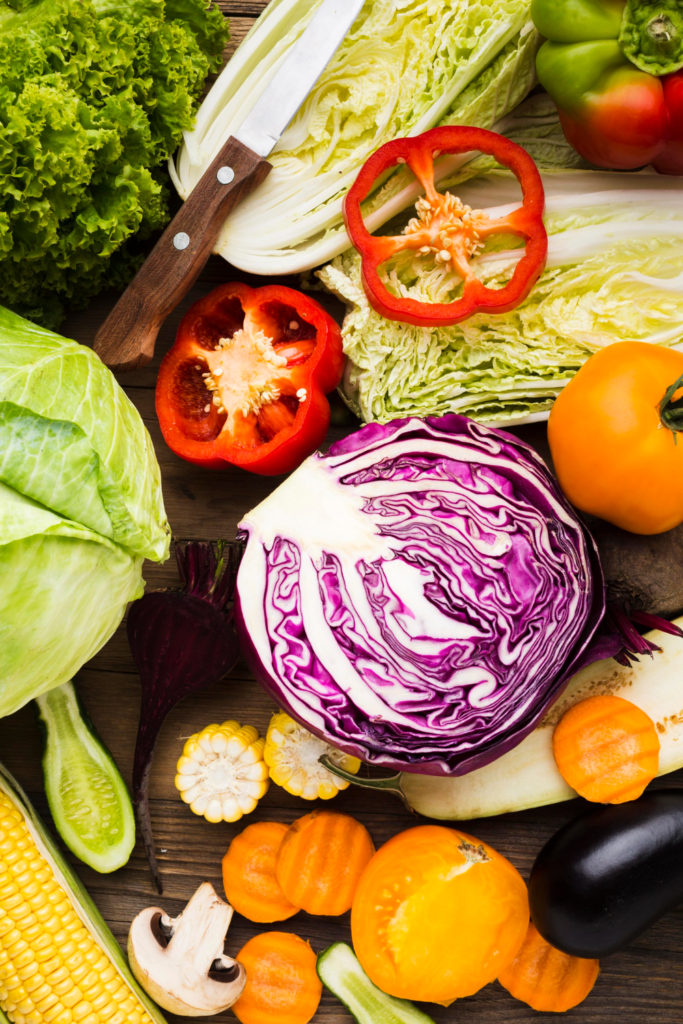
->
[264,711,361,800]
[0,764,167,1024]
[174,721,269,824]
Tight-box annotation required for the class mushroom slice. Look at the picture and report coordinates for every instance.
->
[127,881,246,1016]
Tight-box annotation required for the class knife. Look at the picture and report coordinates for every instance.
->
[93,0,365,372]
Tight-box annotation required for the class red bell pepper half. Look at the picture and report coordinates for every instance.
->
[342,126,547,328]
[155,282,344,475]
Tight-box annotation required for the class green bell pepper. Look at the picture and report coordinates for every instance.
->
[531,0,683,172]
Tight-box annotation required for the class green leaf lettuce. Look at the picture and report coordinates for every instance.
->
[0,0,228,327]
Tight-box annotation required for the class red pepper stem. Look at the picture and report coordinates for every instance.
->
[658,372,683,435]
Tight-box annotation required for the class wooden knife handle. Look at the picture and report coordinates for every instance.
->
[93,136,271,372]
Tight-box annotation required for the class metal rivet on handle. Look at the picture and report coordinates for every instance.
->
[173,232,190,251]
[217,166,235,185]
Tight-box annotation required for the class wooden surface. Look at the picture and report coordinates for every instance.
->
[1,2,683,1022]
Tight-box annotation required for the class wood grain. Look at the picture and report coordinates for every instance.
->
[0,3,682,1024]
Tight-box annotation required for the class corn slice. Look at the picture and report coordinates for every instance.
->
[264,711,361,800]
[174,721,269,824]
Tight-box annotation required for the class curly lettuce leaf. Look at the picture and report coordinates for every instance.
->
[0,0,228,327]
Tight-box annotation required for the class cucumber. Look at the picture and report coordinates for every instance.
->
[35,679,136,873]
[317,943,436,1024]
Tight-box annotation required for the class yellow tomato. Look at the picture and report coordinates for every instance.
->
[548,342,683,535]
[350,825,529,1006]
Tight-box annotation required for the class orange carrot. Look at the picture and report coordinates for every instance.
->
[552,694,660,803]
[275,810,375,916]
[222,821,299,923]
[232,931,322,1024]
[498,921,599,1012]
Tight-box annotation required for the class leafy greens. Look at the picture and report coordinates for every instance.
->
[318,171,683,426]
[0,0,228,327]
[0,306,169,718]
[171,0,539,275]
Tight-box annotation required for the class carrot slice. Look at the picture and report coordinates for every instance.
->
[275,810,375,916]
[552,694,660,803]
[498,921,599,1012]
[232,931,322,1024]
[222,820,299,923]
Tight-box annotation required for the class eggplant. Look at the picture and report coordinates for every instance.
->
[528,788,683,958]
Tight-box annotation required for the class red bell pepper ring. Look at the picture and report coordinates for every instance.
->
[155,282,344,476]
[342,126,548,328]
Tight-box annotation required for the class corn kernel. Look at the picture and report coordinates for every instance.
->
[0,789,158,1024]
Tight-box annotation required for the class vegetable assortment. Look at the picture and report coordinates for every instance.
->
[2,0,683,1021]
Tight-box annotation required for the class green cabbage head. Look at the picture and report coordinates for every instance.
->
[0,306,170,717]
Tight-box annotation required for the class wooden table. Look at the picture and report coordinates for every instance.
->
[1,2,682,1022]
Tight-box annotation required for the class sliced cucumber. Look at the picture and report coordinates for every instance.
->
[35,680,136,873]
[317,943,436,1024]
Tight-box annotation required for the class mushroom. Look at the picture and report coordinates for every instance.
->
[127,881,246,1016]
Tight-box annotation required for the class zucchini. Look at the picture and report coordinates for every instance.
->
[325,617,683,819]
[317,943,436,1024]
[35,679,136,873]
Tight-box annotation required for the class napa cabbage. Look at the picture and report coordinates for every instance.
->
[171,0,539,274]
[318,171,683,426]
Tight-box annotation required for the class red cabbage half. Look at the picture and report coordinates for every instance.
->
[235,415,606,776]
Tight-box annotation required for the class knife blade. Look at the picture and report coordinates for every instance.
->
[93,0,365,372]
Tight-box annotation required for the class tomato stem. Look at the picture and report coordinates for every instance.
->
[659,372,683,436]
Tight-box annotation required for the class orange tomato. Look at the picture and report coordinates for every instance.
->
[547,342,683,535]
[350,824,529,1006]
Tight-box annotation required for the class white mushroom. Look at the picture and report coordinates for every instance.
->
[127,882,246,1016]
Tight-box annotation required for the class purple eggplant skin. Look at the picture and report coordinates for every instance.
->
[528,789,683,958]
